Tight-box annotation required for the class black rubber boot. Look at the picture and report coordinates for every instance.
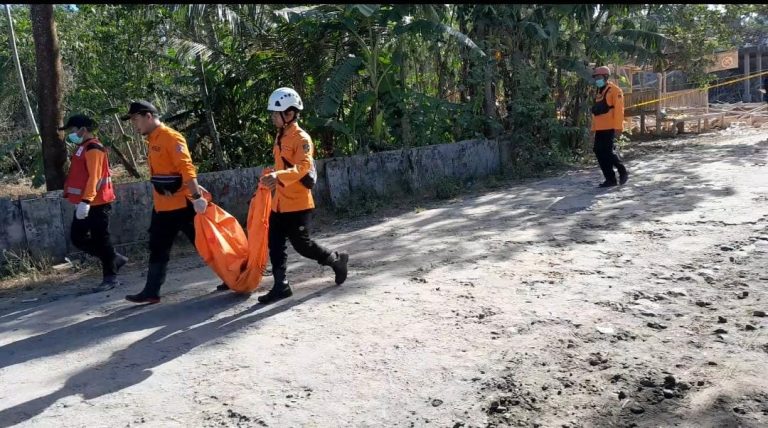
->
[125,262,166,304]
[93,276,119,293]
[598,181,617,188]
[215,282,230,291]
[619,171,629,185]
[323,251,349,285]
[257,273,292,305]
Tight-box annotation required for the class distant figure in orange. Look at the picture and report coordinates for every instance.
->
[590,65,628,188]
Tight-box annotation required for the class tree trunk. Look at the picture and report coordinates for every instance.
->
[458,6,470,103]
[475,17,497,137]
[436,41,445,99]
[399,39,411,148]
[112,112,139,172]
[483,58,496,136]
[555,67,564,123]
[197,53,226,169]
[108,139,142,178]
[30,4,67,191]
[367,27,379,153]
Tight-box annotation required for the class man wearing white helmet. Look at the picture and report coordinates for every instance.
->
[248,87,349,304]
[590,65,628,188]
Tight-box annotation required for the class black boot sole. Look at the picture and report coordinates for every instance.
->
[125,294,161,304]
[257,289,293,305]
[92,281,119,293]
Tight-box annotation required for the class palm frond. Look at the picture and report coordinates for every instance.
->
[272,5,333,23]
[317,56,364,118]
[395,19,486,57]
[168,37,215,62]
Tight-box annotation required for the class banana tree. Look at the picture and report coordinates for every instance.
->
[278,4,485,153]
[517,4,671,129]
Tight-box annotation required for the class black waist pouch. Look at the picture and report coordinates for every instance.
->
[591,87,613,116]
[591,101,613,115]
[151,175,183,195]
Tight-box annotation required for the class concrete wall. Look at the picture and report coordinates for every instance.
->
[0,198,26,254]
[0,138,502,263]
[324,138,500,205]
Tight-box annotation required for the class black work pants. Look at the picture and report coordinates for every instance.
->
[268,209,332,285]
[148,202,196,264]
[593,129,627,183]
[71,203,118,278]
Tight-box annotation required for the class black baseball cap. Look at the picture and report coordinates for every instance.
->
[59,114,97,130]
[120,100,159,120]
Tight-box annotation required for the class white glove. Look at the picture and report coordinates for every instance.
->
[75,201,90,220]
[192,196,208,214]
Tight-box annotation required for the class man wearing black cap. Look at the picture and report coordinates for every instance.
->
[121,100,209,304]
[61,114,128,291]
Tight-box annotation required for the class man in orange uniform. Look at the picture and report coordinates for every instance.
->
[591,65,628,188]
[255,87,349,304]
[61,114,128,291]
[120,101,208,304]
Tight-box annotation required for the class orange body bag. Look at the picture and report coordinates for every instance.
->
[194,184,272,293]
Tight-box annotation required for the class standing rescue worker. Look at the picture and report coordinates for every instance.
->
[121,101,208,304]
[61,114,128,291]
[254,87,349,304]
[591,65,628,188]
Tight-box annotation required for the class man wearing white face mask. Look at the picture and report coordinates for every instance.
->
[590,65,628,188]
[61,114,128,291]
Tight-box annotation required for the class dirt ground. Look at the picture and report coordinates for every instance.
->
[1,128,768,428]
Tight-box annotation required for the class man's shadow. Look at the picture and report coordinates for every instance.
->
[0,287,336,427]
[1,292,233,370]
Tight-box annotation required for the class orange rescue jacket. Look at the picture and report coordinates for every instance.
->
[63,138,115,206]
[146,124,198,212]
[591,81,625,132]
[272,122,316,213]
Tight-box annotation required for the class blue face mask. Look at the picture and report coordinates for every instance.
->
[67,131,84,144]
[595,78,606,88]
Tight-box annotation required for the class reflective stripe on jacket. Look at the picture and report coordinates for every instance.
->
[63,139,115,205]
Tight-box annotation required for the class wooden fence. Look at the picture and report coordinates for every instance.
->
[625,88,709,116]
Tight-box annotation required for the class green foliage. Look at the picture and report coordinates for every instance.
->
[0,133,45,185]
[0,3,758,187]
[500,62,570,178]
[435,176,463,200]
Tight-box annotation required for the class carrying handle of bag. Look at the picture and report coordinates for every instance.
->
[198,185,214,203]
[254,166,276,195]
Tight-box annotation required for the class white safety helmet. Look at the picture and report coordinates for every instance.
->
[267,87,304,112]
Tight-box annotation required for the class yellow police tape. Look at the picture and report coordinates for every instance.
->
[628,69,768,110]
